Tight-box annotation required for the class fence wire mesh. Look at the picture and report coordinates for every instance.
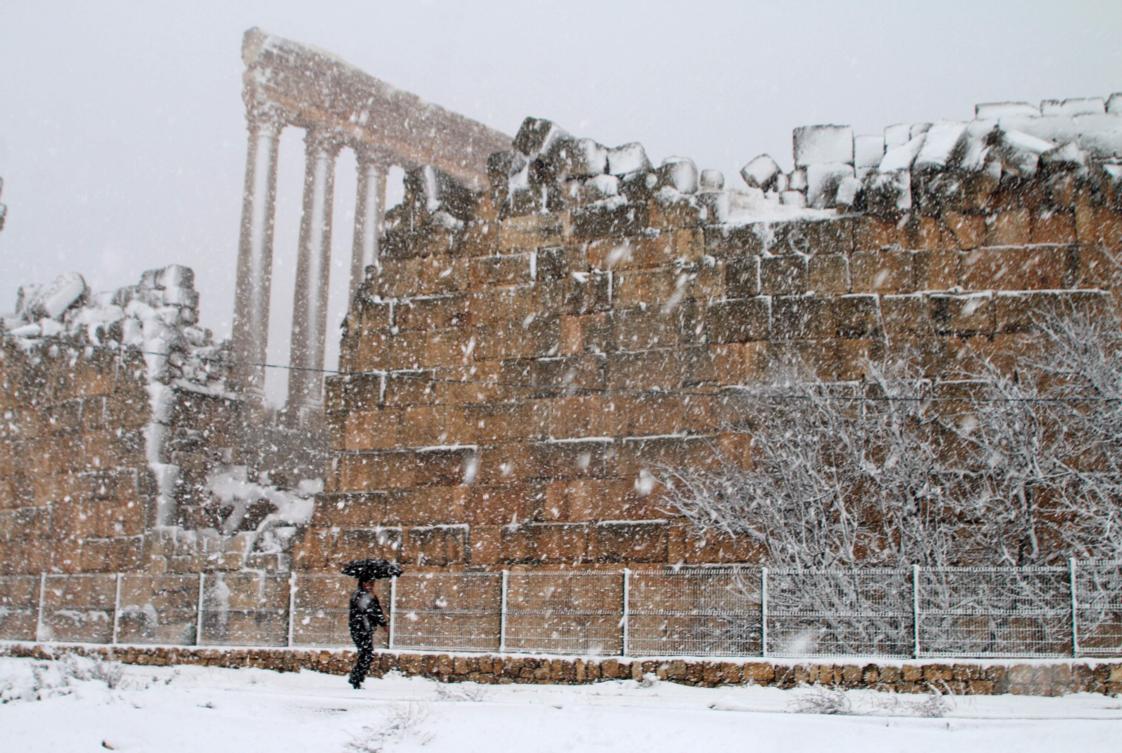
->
[917,566,1072,657]
[1076,560,1122,657]
[504,571,623,655]
[392,572,501,653]
[1,562,1120,659]
[628,568,760,657]
[197,572,289,647]
[0,575,40,641]
[767,568,913,658]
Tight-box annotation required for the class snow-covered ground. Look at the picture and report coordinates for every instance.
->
[1,656,1119,752]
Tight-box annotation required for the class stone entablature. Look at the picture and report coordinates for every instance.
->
[232,29,511,417]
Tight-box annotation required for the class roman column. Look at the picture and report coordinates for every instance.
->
[349,150,390,301]
[287,128,343,422]
[231,104,285,398]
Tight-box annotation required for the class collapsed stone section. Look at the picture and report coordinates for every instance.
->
[310,100,1122,573]
[0,268,316,580]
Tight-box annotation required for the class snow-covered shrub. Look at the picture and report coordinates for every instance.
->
[790,685,852,715]
[346,702,434,752]
[662,312,1122,653]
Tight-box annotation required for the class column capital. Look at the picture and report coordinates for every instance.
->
[304,127,346,158]
[245,99,287,136]
[354,146,394,170]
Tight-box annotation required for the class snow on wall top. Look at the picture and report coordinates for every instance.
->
[475,90,1122,227]
[2,265,227,393]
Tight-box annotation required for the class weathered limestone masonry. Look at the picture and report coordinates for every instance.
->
[0,269,313,580]
[3,644,1121,697]
[308,95,1122,573]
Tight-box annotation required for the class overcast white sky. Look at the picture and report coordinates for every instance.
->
[1,0,1120,403]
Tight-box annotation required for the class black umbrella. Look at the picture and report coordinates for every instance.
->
[341,559,403,581]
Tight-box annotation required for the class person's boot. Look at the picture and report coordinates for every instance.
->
[348,673,362,690]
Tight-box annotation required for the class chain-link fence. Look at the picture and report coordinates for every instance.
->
[1,561,1120,659]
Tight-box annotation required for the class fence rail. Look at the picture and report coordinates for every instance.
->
[1,561,1120,659]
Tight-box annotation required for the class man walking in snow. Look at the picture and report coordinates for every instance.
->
[348,579,386,689]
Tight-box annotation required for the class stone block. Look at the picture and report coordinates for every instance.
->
[1031,211,1076,245]
[771,296,834,340]
[589,521,669,563]
[984,209,1033,246]
[960,247,1071,291]
[913,249,961,290]
[807,254,850,294]
[705,298,770,343]
[833,295,881,338]
[404,525,467,567]
[500,523,589,564]
[759,256,808,295]
[928,293,995,336]
[793,125,854,167]
[850,250,915,293]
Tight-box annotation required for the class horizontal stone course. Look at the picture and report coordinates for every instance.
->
[2,644,1118,696]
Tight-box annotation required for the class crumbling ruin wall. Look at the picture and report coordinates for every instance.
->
[0,268,316,579]
[303,94,1122,573]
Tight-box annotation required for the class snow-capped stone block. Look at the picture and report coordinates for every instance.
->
[163,285,200,309]
[24,272,88,321]
[1041,98,1106,117]
[657,157,698,193]
[487,150,528,191]
[788,168,808,191]
[608,143,651,176]
[976,101,1040,119]
[806,162,854,208]
[1108,93,1122,114]
[879,134,926,173]
[864,170,912,213]
[793,124,854,167]
[854,135,885,169]
[834,175,863,209]
[959,121,995,171]
[740,154,781,190]
[884,124,911,148]
[913,122,967,171]
[404,165,476,220]
[780,190,806,208]
[513,117,569,157]
[1070,114,1122,159]
[1041,142,1088,170]
[579,174,620,202]
[700,169,725,191]
[909,123,932,139]
[156,265,195,290]
[992,128,1056,176]
[548,137,608,179]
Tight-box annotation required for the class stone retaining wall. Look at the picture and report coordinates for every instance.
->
[3,642,1120,697]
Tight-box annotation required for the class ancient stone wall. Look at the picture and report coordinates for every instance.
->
[0,268,313,580]
[303,100,1122,573]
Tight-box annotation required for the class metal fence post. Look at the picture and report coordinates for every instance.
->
[287,572,297,648]
[911,564,921,659]
[621,568,631,657]
[1069,557,1079,658]
[499,569,509,653]
[112,573,122,645]
[760,566,768,658]
[387,575,397,650]
[35,573,47,642]
[195,572,206,646]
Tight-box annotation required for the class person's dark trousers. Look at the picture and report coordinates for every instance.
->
[349,632,374,688]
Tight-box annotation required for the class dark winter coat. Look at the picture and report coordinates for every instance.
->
[348,588,386,641]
